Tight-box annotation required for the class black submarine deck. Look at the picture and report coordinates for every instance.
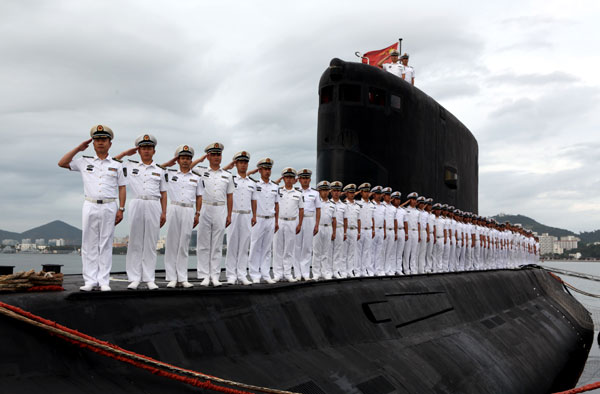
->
[0,268,593,394]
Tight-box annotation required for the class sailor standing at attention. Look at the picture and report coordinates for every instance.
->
[329,181,346,278]
[400,53,415,86]
[294,169,321,281]
[248,158,279,284]
[370,186,386,276]
[161,145,203,288]
[313,181,336,280]
[273,168,304,282]
[222,151,256,285]
[380,49,404,78]
[382,187,397,276]
[402,193,420,275]
[342,184,361,278]
[416,196,429,274]
[425,198,436,273]
[58,125,127,291]
[195,143,233,287]
[391,192,407,275]
[357,183,374,276]
[431,203,445,273]
[114,134,167,290]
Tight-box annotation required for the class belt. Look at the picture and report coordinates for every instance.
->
[257,215,274,219]
[320,223,331,227]
[348,226,357,230]
[204,201,225,206]
[409,228,418,231]
[281,216,297,221]
[171,201,194,208]
[437,236,444,239]
[386,227,394,231]
[304,212,315,217]
[233,209,251,214]
[135,195,159,201]
[375,226,383,230]
[362,227,372,230]
[85,197,116,204]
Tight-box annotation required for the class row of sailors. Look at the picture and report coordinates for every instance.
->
[59,126,538,291]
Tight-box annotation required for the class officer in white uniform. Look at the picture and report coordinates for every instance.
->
[381,49,404,78]
[400,53,415,85]
[382,187,397,276]
[342,184,361,278]
[432,203,446,273]
[313,181,336,280]
[58,125,127,291]
[391,192,407,275]
[416,196,429,274]
[330,181,346,279]
[224,151,256,285]
[248,158,279,284]
[161,145,203,288]
[295,169,321,280]
[273,167,304,282]
[370,186,386,276]
[195,143,234,287]
[115,134,167,290]
[403,192,420,275]
[357,183,374,276]
[425,198,436,273]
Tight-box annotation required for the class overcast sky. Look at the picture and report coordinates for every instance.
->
[1,0,599,236]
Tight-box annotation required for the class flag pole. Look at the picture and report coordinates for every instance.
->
[398,38,403,55]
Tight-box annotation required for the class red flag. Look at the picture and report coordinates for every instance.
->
[361,42,399,68]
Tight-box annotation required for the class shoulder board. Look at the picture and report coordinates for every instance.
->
[271,181,277,185]
[156,164,166,170]
[128,159,139,163]
[311,187,317,191]
[191,169,202,177]
[197,165,208,170]
[112,158,123,163]
[249,176,257,183]
[168,169,177,172]
[82,155,93,158]
[294,186,301,191]
[222,169,231,173]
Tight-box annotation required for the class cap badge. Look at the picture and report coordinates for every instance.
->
[242,151,247,156]
[183,145,189,151]
[144,135,149,141]
[97,125,103,131]
[214,143,219,148]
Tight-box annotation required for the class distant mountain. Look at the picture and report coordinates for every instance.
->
[0,220,81,245]
[491,214,577,238]
[578,229,600,245]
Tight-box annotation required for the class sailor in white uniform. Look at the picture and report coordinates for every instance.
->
[432,203,446,273]
[58,125,127,291]
[391,192,407,275]
[248,158,279,284]
[370,186,386,276]
[115,134,167,290]
[357,183,374,276]
[195,143,234,287]
[294,169,321,281]
[313,181,336,280]
[273,167,304,282]
[416,196,429,274]
[400,53,415,85]
[381,49,404,78]
[330,181,346,279]
[342,184,361,278]
[382,187,397,276]
[224,151,256,285]
[161,145,203,288]
[425,198,435,273]
[403,192,420,275]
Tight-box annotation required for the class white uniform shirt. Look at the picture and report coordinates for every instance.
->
[402,65,415,82]
[372,202,386,229]
[166,169,203,204]
[278,187,304,218]
[427,211,436,235]
[196,167,234,203]
[383,202,396,230]
[298,187,321,215]
[434,216,445,238]
[395,207,407,231]
[69,155,128,199]
[358,200,373,229]
[404,207,420,231]
[418,209,429,232]
[320,199,336,226]
[255,179,279,216]
[382,62,404,78]
[344,201,361,228]
[332,200,346,229]
[124,160,167,199]
[232,175,257,211]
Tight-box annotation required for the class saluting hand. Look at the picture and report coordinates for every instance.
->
[164,157,178,167]
[115,210,123,225]
[77,138,93,152]
[160,212,166,228]
[122,147,138,157]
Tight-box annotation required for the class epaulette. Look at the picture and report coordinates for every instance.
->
[156,164,166,170]
[294,186,301,191]
[168,169,177,172]
[271,181,277,185]
[112,158,123,163]
[222,168,231,173]
[197,165,208,170]
[128,159,139,163]
[83,155,93,158]
[249,176,257,182]
[311,187,317,191]
[192,169,202,177]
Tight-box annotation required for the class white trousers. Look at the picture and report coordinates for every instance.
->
[417,230,428,274]
[425,232,435,272]
[273,219,297,280]
[457,240,465,271]
[295,216,315,279]
[197,204,226,281]
[358,228,372,276]
[371,228,385,275]
[225,211,252,281]
[81,200,117,287]
[395,230,406,274]
[344,228,359,277]
[248,217,275,281]
[164,204,194,282]
[126,199,161,283]
[448,238,457,272]
[474,244,482,270]
[383,229,397,275]
[331,227,345,277]
[313,225,333,279]
[403,230,419,275]
[433,237,444,272]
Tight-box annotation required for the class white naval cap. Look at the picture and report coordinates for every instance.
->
[297,168,312,178]
[370,185,383,193]
[281,167,297,177]
[416,196,426,203]
[205,142,224,154]
[316,180,330,190]
[175,144,194,158]
[343,183,356,192]
[426,197,433,205]
[433,203,442,209]
[330,181,343,190]
[401,52,409,59]
[135,133,157,147]
[382,187,392,195]
[90,124,113,140]
[358,182,371,191]
[232,150,250,161]
[391,191,401,199]
[407,192,418,199]
[257,158,274,168]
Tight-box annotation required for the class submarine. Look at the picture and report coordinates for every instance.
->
[0,59,594,394]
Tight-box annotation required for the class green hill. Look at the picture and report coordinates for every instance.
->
[0,220,81,245]
[490,214,576,238]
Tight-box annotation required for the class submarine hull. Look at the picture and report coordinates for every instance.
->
[0,268,593,393]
